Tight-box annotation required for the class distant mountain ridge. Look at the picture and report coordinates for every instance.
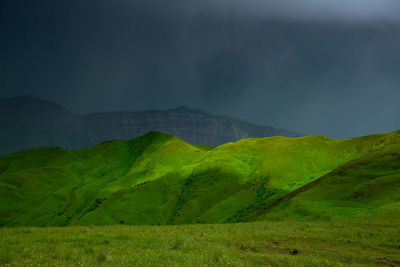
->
[0,95,300,155]
[0,95,90,155]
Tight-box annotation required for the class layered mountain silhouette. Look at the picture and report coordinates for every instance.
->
[0,95,300,155]
[1,130,399,226]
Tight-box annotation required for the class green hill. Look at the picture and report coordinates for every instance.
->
[250,148,400,221]
[1,130,400,226]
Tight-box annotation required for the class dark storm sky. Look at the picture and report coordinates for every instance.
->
[1,0,400,138]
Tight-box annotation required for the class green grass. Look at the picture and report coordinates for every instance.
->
[1,130,400,226]
[251,149,400,222]
[1,211,400,266]
[1,130,400,265]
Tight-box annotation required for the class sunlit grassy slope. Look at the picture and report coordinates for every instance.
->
[251,148,400,221]
[1,130,400,226]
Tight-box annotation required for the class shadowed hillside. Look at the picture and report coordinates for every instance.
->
[1,130,400,226]
[250,148,400,221]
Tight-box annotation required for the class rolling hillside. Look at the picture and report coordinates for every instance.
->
[251,148,400,221]
[1,130,400,226]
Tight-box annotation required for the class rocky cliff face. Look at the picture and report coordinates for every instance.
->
[84,107,300,146]
[0,96,300,155]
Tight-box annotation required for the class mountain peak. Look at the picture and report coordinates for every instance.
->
[168,106,205,113]
[2,95,67,111]
[0,95,301,155]
[6,95,47,103]
[15,94,37,99]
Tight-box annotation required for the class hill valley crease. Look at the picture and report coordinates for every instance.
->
[1,130,400,226]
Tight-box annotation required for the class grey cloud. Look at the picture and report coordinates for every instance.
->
[167,0,400,22]
[1,0,400,139]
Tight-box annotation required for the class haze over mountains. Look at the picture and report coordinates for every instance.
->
[0,95,299,156]
[2,1,400,140]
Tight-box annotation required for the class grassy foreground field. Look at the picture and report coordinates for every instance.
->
[1,211,400,266]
